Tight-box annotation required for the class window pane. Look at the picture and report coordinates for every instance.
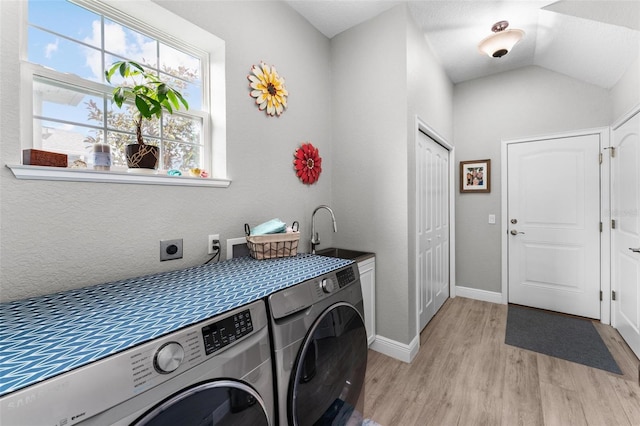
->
[160,73,202,111]
[103,53,155,86]
[107,99,160,137]
[163,114,201,144]
[104,19,157,68]
[162,141,201,171]
[105,101,136,134]
[29,0,101,48]
[106,101,160,138]
[34,78,105,126]
[107,131,136,167]
[36,119,99,159]
[141,117,160,139]
[159,43,200,83]
[29,27,102,80]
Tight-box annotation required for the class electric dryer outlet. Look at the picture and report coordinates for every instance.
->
[160,239,183,261]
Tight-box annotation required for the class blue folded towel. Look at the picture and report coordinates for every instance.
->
[250,218,287,236]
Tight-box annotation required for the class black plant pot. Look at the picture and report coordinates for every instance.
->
[126,144,159,169]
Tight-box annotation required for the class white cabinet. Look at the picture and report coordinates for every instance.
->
[358,256,375,346]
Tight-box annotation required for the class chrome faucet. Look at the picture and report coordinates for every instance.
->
[311,205,337,254]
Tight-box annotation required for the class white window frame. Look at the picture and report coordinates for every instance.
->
[10,0,229,188]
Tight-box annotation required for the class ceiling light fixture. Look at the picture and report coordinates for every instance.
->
[478,20,524,58]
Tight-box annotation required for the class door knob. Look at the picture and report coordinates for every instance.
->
[630,247,640,253]
[510,229,525,235]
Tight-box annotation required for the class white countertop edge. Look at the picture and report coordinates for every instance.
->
[6,164,231,188]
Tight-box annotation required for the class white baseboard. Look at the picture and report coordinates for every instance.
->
[369,334,420,363]
[455,286,503,304]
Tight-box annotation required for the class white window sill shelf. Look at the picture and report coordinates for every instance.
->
[6,165,231,188]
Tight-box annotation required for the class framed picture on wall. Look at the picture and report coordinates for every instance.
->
[460,159,491,193]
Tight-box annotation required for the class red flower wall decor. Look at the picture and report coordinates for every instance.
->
[293,142,322,184]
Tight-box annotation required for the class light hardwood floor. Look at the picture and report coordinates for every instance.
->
[363,297,640,426]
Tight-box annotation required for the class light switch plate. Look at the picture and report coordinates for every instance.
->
[488,214,496,224]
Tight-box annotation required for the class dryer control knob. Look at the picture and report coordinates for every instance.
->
[321,278,335,294]
[154,342,185,374]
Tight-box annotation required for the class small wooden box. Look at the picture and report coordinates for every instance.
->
[23,149,67,167]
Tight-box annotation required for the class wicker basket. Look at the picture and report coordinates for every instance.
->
[245,221,300,260]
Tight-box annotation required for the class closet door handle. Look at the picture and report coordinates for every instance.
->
[629,247,640,253]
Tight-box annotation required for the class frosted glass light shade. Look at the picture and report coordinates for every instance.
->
[478,29,525,58]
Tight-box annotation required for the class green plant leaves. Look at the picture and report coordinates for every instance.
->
[104,60,189,122]
[134,94,151,118]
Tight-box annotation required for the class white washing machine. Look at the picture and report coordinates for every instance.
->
[0,300,275,426]
[266,263,368,426]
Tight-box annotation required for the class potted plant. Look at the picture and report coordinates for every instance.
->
[105,60,189,170]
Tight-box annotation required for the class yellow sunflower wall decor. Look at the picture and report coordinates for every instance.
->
[248,62,288,117]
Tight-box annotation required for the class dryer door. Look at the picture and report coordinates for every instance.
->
[289,302,368,426]
[132,380,270,426]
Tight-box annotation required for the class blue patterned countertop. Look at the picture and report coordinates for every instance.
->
[0,254,353,396]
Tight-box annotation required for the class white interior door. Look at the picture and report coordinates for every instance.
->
[507,134,601,319]
[417,129,450,331]
[611,111,640,358]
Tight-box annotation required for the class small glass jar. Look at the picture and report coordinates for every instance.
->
[93,143,112,171]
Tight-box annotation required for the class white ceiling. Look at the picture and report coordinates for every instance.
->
[285,0,640,89]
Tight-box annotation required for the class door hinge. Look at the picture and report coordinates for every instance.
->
[612,290,617,301]
[604,147,616,157]
[599,153,603,164]
[612,219,616,229]
[600,290,603,301]
[600,222,603,232]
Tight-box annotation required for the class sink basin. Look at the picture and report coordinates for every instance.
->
[315,247,373,262]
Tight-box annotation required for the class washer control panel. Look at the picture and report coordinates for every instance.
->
[320,278,335,294]
[202,309,253,355]
[154,342,185,374]
[311,265,359,302]
[131,329,201,392]
[268,264,360,319]
[336,267,356,288]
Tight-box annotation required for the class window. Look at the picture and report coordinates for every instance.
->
[18,0,228,184]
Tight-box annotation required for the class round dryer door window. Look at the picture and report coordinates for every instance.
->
[132,380,270,426]
[289,303,368,426]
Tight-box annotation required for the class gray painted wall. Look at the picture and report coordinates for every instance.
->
[331,5,453,345]
[331,5,410,344]
[0,1,334,302]
[453,66,613,294]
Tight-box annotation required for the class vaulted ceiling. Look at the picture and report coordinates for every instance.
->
[285,1,640,89]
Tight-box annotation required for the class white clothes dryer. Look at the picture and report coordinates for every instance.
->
[1,300,275,426]
[266,263,368,426]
